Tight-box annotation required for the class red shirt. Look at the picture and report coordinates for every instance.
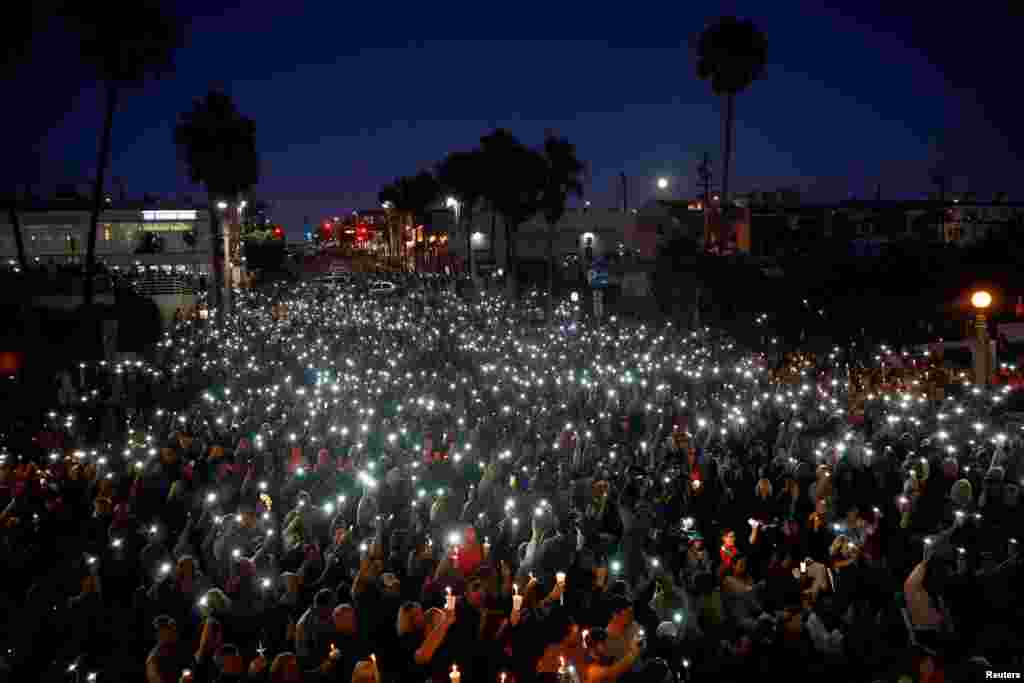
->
[720,543,737,571]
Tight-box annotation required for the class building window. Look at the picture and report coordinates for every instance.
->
[103,225,112,241]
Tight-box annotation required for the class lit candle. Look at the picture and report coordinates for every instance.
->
[446,586,455,611]
[450,664,461,683]
[512,583,523,612]
[556,571,566,605]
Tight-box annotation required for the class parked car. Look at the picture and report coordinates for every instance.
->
[369,280,397,296]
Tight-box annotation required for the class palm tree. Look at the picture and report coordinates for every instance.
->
[695,15,768,205]
[478,129,545,297]
[539,135,584,319]
[2,197,28,270]
[174,89,259,317]
[379,171,441,271]
[437,149,486,281]
[62,0,183,306]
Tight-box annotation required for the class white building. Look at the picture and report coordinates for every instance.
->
[0,201,214,274]
[449,205,640,273]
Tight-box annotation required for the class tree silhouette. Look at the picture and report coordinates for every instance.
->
[62,0,183,306]
[437,149,487,279]
[478,129,545,296]
[174,89,259,315]
[378,171,441,270]
[539,135,584,318]
[695,16,768,205]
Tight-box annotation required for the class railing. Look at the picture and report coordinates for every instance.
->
[131,273,197,297]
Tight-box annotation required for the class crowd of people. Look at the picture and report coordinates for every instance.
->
[1,275,1022,683]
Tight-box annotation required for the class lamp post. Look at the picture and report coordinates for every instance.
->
[446,196,467,280]
[214,201,229,316]
[971,290,993,385]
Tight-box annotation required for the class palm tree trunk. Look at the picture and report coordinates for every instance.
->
[504,219,516,298]
[464,205,472,279]
[222,203,233,316]
[721,91,735,205]
[547,220,556,322]
[208,195,220,312]
[8,202,27,270]
[489,209,496,265]
[84,81,118,307]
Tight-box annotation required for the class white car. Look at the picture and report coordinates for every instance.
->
[369,280,396,296]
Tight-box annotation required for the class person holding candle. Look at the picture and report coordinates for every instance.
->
[533,612,583,682]
[582,626,640,683]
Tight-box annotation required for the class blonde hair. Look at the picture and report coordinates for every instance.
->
[829,535,850,557]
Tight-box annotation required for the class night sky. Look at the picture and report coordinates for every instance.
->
[6,1,1024,236]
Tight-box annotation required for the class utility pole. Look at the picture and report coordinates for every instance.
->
[620,172,629,213]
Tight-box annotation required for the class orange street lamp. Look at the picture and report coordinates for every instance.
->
[971,290,992,310]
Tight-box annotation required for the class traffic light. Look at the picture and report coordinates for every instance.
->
[272,226,284,239]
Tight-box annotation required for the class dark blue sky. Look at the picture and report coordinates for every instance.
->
[8,1,1023,234]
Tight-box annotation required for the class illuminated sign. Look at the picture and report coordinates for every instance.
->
[142,210,197,221]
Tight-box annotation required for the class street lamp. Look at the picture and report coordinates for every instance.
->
[971,290,992,310]
[971,289,993,385]
[216,201,228,210]
[656,177,669,190]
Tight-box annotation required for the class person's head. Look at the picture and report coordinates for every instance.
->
[153,615,178,644]
[396,601,425,636]
[815,497,827,515]
[465,576,486,609]
[333,604,357,635]
[217,644,244,676]
[282,572,302,594]
[722,529,736,548]
[93,496,113,518]
[237,503,258,529]
[691,534,704,552]
[845,505,861,525]
[177,555,195,581]
[588,627,611,661]
[379,572,401,598]
[159,447,178,466]
[314,588,335,613]
[830,536,851,558]
[269,653,302,683]
[80,572,99,595]
[607,596,634,629]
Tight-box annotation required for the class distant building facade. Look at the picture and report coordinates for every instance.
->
[0,200,214,274]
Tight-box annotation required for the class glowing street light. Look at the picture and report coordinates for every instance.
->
[971,289,993,385]
[656,177,669,190]
[971,290,992,310]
